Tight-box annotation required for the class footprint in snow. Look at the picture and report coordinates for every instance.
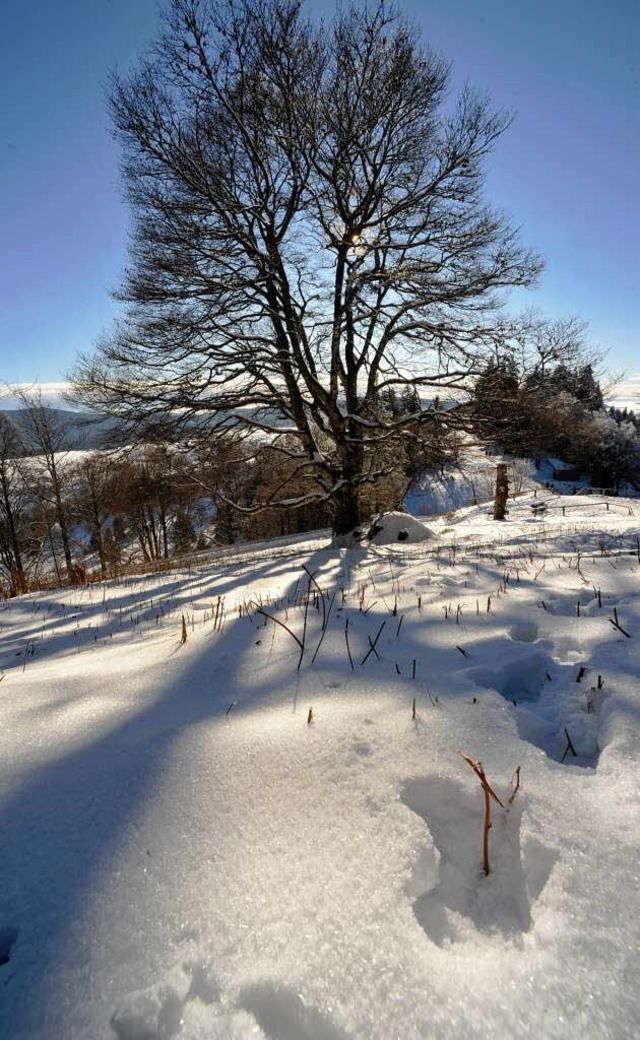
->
[0,924,18,967]
[238,982,351,1040]
[110,961,220,1039]
[508,621,539,644]
[401,777,557,945]
[111,969,350,1040]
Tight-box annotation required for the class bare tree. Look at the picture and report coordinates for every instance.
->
[109,446,201,562]
[0,415,30,593]
[70,0,543,537]
[16,390,76,580]
[70,454,117,578]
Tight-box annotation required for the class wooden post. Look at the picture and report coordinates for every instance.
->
[493,463,509,521]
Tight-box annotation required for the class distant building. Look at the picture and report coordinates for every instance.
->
[544,458,581,481]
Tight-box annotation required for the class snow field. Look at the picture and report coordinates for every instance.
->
[0,492,639,1038]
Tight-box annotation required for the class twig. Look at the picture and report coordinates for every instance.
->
[253,606,303,648]
[360,620,386,666]
[508,766,521,804]
[344,617,354,671]
[297,574,313,669]
[609,616,631,638]
[311,590,336,664]
[560,727,577,761]
[302,566,325,630]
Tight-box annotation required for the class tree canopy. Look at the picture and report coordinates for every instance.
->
[71,0,543,535]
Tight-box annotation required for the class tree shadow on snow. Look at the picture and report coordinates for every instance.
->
[0,543,361,1036]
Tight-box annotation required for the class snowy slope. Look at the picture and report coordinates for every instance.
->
[406,453,538,516]
[1,492,639,1039]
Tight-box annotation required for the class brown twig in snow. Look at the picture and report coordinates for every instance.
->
[459,752,504,876]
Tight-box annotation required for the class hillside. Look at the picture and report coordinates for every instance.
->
[0,492,639,1038]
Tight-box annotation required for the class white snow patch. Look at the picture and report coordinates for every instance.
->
[0,491,639,1038]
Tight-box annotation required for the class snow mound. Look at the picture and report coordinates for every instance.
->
[367,511,432,545]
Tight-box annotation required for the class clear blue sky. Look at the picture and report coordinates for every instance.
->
[1,0,638,387]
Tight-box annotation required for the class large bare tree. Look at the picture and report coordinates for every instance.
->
[70,0,543,536]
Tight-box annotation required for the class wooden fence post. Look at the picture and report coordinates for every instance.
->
[493,463,509,521]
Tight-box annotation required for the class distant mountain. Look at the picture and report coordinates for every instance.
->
[0,408,129,455]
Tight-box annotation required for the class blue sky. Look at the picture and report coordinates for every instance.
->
[1,0,638,392]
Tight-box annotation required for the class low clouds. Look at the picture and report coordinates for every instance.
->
[608,372,640,411]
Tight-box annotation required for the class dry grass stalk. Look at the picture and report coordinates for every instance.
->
[360,620,386,666]
[561,727,577,761]
[508,766,521,804]
[459,752,504,876]
[311,590,336,664]
[609,607,631,638]
[344,617,354,671]
[253,605,303,649]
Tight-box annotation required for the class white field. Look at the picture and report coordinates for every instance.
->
[1,492,639,1039]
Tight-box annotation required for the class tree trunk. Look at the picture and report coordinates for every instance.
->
[160,507,169,559]
[46,452,73,581]
[332,484,362,541]
[94,526,106,578]
[51,483,73,580]
[47,520,62,587]
[1,474,26,593]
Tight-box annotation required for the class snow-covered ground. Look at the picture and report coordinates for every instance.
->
[1,492,639,1039]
